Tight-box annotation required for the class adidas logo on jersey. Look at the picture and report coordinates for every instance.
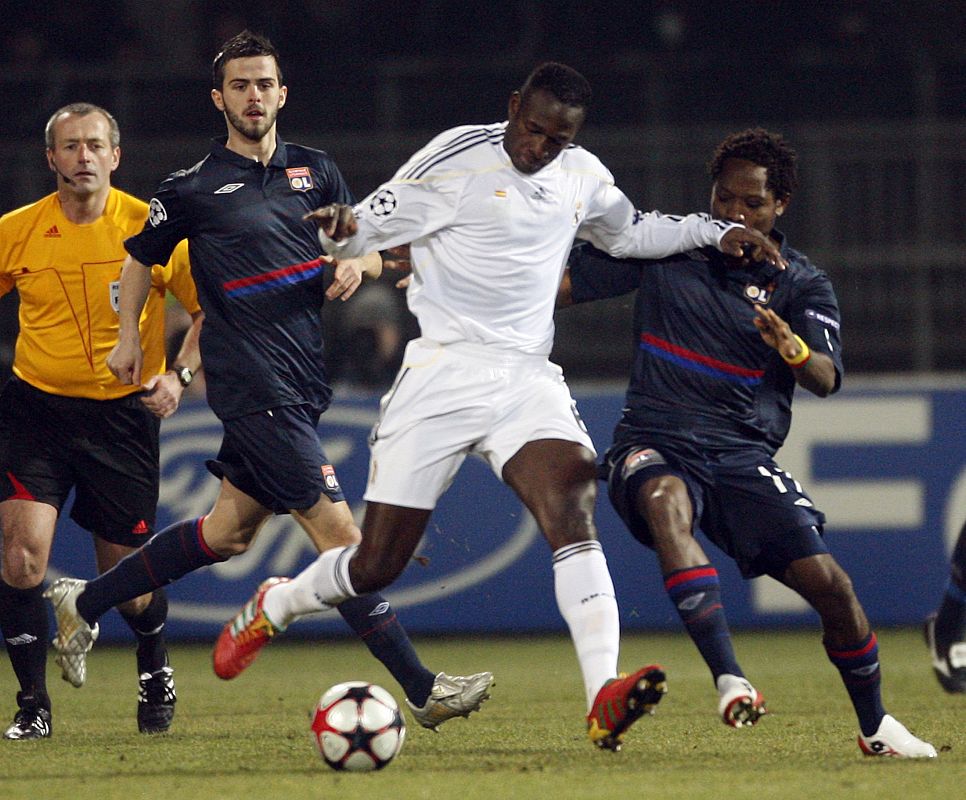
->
[132,519,150,535]
[43,225,61,238]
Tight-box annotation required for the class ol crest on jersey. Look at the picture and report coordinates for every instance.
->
[286,166,314,192]
[743,282,774,305]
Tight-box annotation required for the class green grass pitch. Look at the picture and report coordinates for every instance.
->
[1,629,963,799]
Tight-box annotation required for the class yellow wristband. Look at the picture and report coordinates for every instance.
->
[783,334,811,368]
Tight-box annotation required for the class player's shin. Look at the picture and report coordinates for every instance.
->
[826,632,885,736]
[78,518,224,624]
[0,580,51,710]
[264,545,357,628]
[119,588,170,675]
[552,541,620,708]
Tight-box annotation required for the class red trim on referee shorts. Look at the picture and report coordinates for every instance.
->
[5,471,36,501]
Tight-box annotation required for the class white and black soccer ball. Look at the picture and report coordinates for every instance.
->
[310,681,406,772]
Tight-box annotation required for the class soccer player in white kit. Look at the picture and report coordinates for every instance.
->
[220,62,786,750]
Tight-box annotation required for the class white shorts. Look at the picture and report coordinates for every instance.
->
[364,338,596,509]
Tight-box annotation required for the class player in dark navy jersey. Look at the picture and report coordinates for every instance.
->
[45,30,493,729]
[558,129,936,758]
[123,136,354,420]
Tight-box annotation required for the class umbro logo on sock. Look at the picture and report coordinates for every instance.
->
[368,602,391,616]
[5,633,38,645]
[43,225,61,238]
[677,593,706,611]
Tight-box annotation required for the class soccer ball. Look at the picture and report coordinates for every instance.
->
[310,681,406,772]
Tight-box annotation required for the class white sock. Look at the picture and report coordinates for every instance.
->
[552,541,620,710]
[262,545,358,628]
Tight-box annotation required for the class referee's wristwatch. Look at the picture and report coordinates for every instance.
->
[171,365,194,388]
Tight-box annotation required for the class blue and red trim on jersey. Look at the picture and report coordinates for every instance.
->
[222,257,327,298]
[640,333,764,386]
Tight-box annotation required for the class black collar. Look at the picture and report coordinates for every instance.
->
[209,136,288,169]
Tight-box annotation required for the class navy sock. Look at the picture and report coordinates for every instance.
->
[336,594,435,705]
[0,580,50,710]
[118,588,170,675]
[77,518,224,624]
[665,565,742,681]
[934,519,966,646]
[950,518,966,585]
[826,632,885,736]
[935,580,966,647]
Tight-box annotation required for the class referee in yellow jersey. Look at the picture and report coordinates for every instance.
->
[0,103,203,739]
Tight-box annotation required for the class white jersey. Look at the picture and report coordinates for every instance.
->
[335,122,736,356]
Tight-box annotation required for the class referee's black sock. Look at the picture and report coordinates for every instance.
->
[0,579,51,711]
[119,588,170,675]
[336,594,436,706]
[78,518,225,624]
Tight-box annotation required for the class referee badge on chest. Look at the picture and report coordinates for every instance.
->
[109,280,120,312]
[286,166,314,192]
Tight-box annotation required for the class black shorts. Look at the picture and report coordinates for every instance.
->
[207,404,346,514]
[0,376,160,546]
[604,433,829,579]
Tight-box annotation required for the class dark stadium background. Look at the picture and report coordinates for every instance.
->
[0,1,963,380]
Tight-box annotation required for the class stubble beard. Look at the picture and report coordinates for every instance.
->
[225,106,277,144]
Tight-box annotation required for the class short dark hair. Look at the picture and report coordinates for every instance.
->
[709,128,799,200]
[212,30,282,90]
[520,62,592,111]
[45,103,120,149]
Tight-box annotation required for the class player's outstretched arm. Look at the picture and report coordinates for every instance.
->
[326,253,382,302]
[304,203,357,244]
[753,306,836,396]
[107,254,153,385]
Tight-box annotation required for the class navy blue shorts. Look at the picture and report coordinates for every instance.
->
[603,433,828,579]
[207,404,346,514]
[0,376,160,546]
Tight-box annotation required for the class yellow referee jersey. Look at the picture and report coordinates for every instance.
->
[0,188,200,400]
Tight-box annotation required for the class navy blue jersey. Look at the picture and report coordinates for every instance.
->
[125,138,353,420]
[568,233,843,453]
